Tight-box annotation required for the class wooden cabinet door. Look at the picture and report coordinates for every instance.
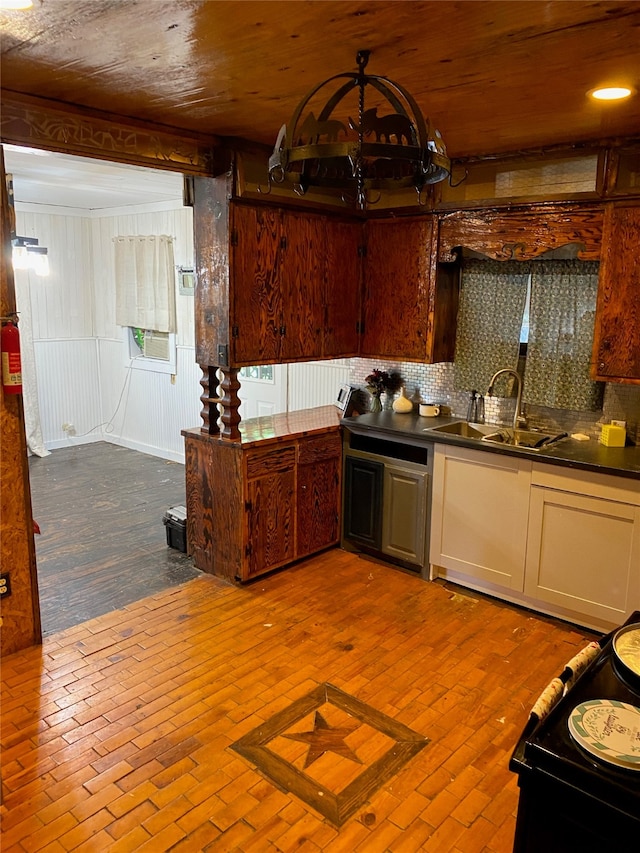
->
[591,205,640,382]
[184,434,215,572]
[324,218,362,357]
[296,433,341,558]
[279,210,325,361]
[231,204,282,365]
[361,218,434,360]
[245,444,296,578]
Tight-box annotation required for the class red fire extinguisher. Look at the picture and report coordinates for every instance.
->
[1,314,22,395]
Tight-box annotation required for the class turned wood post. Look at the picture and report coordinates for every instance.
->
[199,364,220,435]
[219,367,241,441]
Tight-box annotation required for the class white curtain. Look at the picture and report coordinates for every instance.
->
[14,270,50,457]
[114,235,176,333]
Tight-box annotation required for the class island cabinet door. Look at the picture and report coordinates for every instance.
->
[184,435,215,572]
[525,486,640,627]
[296,433,342,558]
[360,217,434,361]
[244,444,296,579]
[591,204,640,383]
[231,204,283,365]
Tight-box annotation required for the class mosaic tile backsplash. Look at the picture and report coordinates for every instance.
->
[350,358,640,446]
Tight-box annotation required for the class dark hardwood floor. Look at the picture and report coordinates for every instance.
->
[28,442,202,636]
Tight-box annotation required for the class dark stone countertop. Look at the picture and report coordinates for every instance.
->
[341,411,640,481]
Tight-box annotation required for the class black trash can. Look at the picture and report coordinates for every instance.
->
[163,505,187,552]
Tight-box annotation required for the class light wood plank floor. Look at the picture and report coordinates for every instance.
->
[1,550,599,852]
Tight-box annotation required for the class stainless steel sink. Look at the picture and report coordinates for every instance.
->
[426,421,568,450]
[426,421,497,439]
[481,428,568,450]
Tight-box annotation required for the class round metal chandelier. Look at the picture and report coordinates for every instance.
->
[268,50,450,210]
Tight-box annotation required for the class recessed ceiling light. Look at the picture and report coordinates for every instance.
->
[0,0,34,9]
[589,86,635,101]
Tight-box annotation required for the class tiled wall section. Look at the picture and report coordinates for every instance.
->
[350,359,640,445]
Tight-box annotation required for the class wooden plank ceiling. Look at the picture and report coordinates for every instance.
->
[0,1,639,159]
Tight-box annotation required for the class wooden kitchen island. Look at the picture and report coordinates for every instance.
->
[183,406,342,583]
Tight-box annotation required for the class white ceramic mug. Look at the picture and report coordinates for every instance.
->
[419,403,441,417]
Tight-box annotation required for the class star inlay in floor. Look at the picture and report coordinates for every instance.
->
[231,682,429,825]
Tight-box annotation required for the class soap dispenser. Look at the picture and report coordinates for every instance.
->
[467,390,478,423]
[467,390,485,424]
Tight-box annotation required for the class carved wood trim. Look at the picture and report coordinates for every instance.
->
[0,91,225,175]
[437,205,603,262]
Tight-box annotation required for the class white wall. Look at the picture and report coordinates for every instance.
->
[16,201,201,461]
[91,202,200,461]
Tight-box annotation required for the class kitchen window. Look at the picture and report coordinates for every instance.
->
[455,257,603,411]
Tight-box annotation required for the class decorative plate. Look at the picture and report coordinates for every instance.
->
[568,699,640,770]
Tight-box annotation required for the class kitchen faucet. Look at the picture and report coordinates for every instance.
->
[487,368,526,431]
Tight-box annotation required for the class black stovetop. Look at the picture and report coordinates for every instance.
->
[511,615,640,820]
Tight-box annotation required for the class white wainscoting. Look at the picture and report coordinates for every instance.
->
[98,340,202,463]
[34,339,102,449]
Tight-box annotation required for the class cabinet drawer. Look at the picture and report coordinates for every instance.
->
[298,431,341,465]
[532,462,640,506]
[246,444,296,478]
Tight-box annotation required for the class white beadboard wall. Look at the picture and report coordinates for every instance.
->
[16,201,201,461]
[288,359,351,410]
[16,206,95,340]
[16,201,347,463]
[34,339,102,450]
[98,340,202,462]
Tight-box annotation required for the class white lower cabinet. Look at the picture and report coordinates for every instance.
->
[430,445,531,592]
[430,444,640,631]
[524,468,640,628]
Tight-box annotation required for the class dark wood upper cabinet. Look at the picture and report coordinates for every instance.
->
[361,217,458,363]
[323,217,363,358]
[193,175,361,367]
[591,204,640,384]
[195,180,640,380]
[232,203,282,364]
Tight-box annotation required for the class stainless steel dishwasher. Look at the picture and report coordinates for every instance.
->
[342,428,432,574]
